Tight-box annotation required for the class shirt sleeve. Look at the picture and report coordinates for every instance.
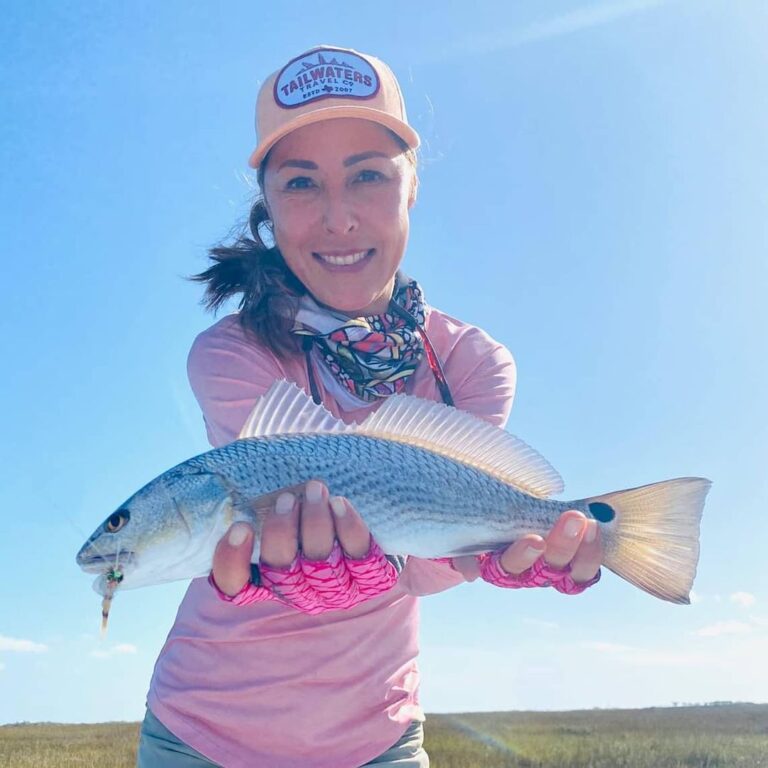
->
[399,324,517,596]
[446,325,517,429]
[187,319,287,448]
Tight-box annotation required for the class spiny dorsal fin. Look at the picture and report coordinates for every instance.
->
[358,394,564,498]
[237,380,563,498]
[237,380,350,439]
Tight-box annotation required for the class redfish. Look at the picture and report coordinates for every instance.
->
[77,381,710,629]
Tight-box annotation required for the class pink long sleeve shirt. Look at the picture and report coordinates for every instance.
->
[146,307,516,768]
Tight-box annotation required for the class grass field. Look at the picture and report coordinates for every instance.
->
[425,704,768,767]
[0,704,765,767]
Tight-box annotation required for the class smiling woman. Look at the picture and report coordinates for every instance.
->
[137,45,603,768]
[262,119,416,316]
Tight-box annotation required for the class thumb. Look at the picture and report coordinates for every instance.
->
[212,523,255,597]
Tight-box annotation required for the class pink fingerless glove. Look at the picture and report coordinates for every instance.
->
[208,539,399,614]
[478,551,601,595]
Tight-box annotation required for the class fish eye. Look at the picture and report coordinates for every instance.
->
[105,509,130,533]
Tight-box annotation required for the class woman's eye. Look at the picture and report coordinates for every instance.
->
[285,176,316,190]
[355,169,385,183]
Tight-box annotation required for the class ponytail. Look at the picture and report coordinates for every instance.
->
[191,197,305,357]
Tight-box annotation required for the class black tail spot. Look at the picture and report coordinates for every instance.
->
[588,501,616,523]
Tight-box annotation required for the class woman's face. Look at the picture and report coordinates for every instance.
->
[263,118,416,316]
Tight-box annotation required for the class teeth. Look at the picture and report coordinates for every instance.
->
[316,250,369,266]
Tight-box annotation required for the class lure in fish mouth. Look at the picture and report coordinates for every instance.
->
[77,466,236,631]
[76,508,135,586]
[78,380,711,632]
[77,551,136,575]
[75,508,136,632]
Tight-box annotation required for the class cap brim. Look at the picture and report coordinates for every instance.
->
[247,106,420,169]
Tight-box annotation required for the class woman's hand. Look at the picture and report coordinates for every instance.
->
[480,510,602,594]
[209,480,400,612]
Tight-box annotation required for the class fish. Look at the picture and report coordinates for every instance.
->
[77,380,711,630]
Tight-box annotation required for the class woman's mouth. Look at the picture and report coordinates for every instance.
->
[313,249,374,267]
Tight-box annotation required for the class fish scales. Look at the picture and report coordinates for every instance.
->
[193,433,582,559]
[77,381,710,609]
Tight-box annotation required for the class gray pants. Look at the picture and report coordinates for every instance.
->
[137,707,429,767]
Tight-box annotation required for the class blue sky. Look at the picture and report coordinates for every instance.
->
[1,0,766,723]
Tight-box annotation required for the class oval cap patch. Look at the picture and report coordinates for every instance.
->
[274,47,380,109]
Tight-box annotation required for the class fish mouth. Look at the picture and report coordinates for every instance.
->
[77,550,135,574]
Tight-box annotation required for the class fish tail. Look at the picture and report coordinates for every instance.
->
[583,477,711,604]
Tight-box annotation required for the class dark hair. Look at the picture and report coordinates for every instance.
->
[192,129,417,357]
[190,184,306,357]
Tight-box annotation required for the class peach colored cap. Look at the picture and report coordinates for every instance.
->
[247,45,420,169]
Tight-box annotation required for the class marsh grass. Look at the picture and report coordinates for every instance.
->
[0,722,139,768]
[424,705,768,767]
[1,704,765,767]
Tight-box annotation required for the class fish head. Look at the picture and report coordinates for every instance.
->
[76,464,234,595]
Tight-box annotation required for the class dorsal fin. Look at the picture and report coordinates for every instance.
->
[357,394,563,498]
[237,380,563,498]
[237,380,350,439]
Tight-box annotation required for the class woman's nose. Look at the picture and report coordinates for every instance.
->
[322,192,357,234]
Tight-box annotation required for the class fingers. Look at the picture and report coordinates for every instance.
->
[212,522,255,597]
[496,511,603,582]
[569,519,602,583]
[300,481,371,560]
[542,510,587,569]
[300,480,336,560]
[542,511,602,582]
[259,480,373,567]
[499,534,545,575]
[260,492,300,568]
[329,496,371,559]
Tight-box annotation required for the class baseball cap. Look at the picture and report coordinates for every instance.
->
[247,45,420,169]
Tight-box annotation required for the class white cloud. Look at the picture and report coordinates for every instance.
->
[587,641,634,653]
[114,644,137,655]
[522,617,559,630]
[695,621,752,638]
[584,641,713,667]
[689,590,703,604]
[0,635,48,653]
[504,0,671,47]
[524,665,556,676]
[90,643,137,659]
[730,592,756,608]
[440,0,674,60]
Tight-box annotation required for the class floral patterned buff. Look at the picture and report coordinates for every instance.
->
[292,273,427,404]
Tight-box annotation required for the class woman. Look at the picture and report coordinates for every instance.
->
[137,45,602,768]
